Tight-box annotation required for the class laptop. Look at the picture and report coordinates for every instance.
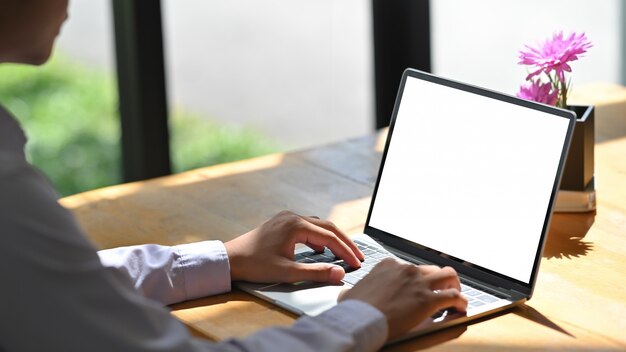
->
[237,68,576,342]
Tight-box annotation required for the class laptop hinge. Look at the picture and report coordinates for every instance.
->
[387,247,431,265]
[510,289,529,300]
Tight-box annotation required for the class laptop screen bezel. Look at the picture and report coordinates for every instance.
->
[363,68,576,296]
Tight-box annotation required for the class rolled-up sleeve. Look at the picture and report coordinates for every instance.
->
[98,240,231,305]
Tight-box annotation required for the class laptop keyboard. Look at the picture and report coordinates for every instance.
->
[295,240,505,310]
[294,240,393,286]
[460,279,506,308]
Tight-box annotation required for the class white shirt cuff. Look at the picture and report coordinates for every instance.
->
[173,240,232,300]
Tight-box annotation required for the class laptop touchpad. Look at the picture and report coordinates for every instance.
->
[259,282,347,317]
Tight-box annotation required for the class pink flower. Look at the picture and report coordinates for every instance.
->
[516,80,558,106]
[518,31,592,82]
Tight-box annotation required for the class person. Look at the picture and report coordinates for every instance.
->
[0,1,467,351]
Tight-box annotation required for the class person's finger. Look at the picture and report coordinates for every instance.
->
[305,243,326,253]
[370,257,401,273]
[424,267,461,291]
[301,216,365,261]
[283,261,345,284]
[429,288,468,313]
[416,265,442,276]
[295,220,362,267]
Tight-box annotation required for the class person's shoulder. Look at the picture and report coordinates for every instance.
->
[0,105,27,162]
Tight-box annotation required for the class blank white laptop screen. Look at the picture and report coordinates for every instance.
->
[368,75,570,283]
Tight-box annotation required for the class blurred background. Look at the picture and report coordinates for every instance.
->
[0,0,622,196]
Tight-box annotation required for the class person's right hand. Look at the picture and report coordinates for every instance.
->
[339,259,467,341]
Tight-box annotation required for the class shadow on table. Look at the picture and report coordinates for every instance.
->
[543,211,595,259]
[171,289,298,341]
[385,306,527,351]
[172,288,587,351]
[513,304,574,337]
[383,325,467,352]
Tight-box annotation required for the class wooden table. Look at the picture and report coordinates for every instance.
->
[61,130,626,351]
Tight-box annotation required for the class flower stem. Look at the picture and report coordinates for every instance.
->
[559,77,568,108]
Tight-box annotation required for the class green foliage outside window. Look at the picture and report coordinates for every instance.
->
[0,55,277,196]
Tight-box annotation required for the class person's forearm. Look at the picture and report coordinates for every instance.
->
[98,240,231,305]
[213,300,387,352]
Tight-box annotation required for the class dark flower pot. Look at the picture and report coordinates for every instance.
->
[560,105,594,191]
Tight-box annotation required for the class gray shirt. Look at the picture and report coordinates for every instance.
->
[0,106,387,351]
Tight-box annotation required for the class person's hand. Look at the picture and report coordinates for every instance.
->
[224,211,364,284]
[339,259,467,340]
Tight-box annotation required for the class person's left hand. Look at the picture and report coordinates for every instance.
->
[224,211,364,284]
